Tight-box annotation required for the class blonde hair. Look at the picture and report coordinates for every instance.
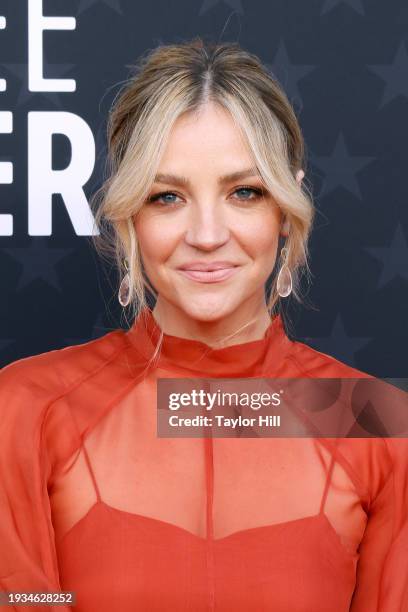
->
[91,36,315,349]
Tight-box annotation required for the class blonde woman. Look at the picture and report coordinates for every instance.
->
[0,38,407,612]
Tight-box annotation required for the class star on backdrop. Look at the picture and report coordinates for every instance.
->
[302,314,370,368]
[3,239,75,292]
[321,0,365,16]
[199,0,244,16]
[0,61,76,108]
[368,42,408,109]
[266,40,315,113]
[311,133,374,200]
[77,0,124,15]
[365,224,408,289]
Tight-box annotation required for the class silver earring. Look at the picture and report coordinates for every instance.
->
[118,258,131,307]
[277,247,292,298]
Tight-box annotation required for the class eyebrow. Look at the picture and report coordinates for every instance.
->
[153,167,261,187]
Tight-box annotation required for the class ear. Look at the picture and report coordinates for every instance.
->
[280,171,304,237]
[296,169,305,184]
[280,216,290,237]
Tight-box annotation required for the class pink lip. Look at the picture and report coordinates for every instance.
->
[178,261,239,271]
[178,267,240,283]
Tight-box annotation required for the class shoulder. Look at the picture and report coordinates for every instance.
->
[288,337,373,379]
[0,328,128,400]
[0,329,134,470]
[287,341,408,501]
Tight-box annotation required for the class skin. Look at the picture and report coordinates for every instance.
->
[133,101,304,348]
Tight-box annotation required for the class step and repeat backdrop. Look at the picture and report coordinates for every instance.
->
[0,0,407,376]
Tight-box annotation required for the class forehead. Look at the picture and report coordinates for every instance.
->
[158,102,255,171]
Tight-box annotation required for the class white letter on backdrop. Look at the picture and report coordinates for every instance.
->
[28,0,76,91]
[28,112,98,236]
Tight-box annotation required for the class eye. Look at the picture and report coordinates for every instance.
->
[146,191,181,207]
[145,185,265,208]
[232,186,264,201]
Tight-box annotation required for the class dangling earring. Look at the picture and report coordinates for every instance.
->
[118,257,131,307]
[277,246,292,298]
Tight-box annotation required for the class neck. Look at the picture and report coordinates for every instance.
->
[151,297,273,349]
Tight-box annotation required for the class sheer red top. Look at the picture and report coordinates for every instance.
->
[0,307,407,611]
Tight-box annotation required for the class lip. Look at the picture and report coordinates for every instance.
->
[177,266,240,283]
[178,261,239,272]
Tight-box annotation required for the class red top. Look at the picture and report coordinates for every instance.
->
[0,307,407,611]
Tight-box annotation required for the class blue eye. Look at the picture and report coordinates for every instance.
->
[146,186,264,207]
[147,192,180,205]
[233,186,263,200]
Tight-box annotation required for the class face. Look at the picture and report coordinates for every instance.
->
[134,101,302,323]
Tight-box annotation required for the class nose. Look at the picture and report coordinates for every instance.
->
[184,201,230,251]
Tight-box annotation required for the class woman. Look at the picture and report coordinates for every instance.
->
[0,38,407,611]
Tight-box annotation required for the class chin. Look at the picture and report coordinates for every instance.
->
[177,299,237,323]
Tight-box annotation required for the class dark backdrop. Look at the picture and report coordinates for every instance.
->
[0,0,407,378]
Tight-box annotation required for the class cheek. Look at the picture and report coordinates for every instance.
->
[236,213,281,262]
[134,215,177,263]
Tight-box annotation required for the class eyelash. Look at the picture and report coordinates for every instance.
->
[146,185,265,207]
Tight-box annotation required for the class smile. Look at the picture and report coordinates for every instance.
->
[177,267,240,283]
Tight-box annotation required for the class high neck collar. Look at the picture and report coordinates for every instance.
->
[126,307,294,377]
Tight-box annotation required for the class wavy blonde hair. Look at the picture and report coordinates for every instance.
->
[91,36,315,349]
